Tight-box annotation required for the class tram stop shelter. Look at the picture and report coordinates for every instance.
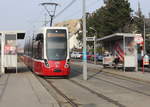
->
[97,33,139,72]
[0,31,25,74]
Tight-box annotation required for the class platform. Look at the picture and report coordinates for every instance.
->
[0,65,59,107]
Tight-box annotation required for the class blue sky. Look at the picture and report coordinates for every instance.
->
[0,0,149,31]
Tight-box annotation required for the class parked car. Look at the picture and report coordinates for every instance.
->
[71,52,82,59]
[90,54,103,61]
[97,55,103,61]
[80,52,92,60]
[103,53,114,67]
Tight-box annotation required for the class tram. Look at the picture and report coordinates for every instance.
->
[24,27,70,78]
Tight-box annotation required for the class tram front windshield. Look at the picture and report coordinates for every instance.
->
[46,29,67,61]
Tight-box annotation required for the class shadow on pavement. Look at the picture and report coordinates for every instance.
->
[5,66,30,74]
[87,71,102,80]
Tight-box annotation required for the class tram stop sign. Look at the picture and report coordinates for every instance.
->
[134,34,143,44]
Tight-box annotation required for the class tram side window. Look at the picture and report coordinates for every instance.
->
[35,33,44,60]
[33,35,36,58]
[28,39,32,57]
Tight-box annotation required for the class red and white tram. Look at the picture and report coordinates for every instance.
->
[24,27,70,78]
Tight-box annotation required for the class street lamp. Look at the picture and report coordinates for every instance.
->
[89,27,97,64]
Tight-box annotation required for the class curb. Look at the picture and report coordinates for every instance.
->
[101,69,150,84]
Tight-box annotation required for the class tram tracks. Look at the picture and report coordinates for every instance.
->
[37,74,127,107]
[68,79,125,107]
[91,75,150,97]
[35,64,150,107]
[36,75,126,107]
[36,76,78,107]
[71,63,150,87]
[38,76,125,107]
[98,71,150,86]
[71,66,150,97]
[45,79,78,107]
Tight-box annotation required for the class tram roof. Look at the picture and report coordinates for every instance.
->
[41,27,68,30]
[97,33,136,42]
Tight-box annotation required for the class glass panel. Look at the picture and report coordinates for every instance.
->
[47,37,67,60]
[125,37,136,56]
[46,29,67,61]
[4,35,16,55]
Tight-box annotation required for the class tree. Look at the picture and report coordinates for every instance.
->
[131,4,150,54]
[97,0,132,35]
[77,0,132,51]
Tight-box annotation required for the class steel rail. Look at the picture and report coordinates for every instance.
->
[71,67,150,97]
[69,79,125,107]
[45,79,78,107]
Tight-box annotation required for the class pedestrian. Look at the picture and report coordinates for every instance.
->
[114,55,120,69]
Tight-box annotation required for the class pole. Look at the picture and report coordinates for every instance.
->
[89,27,97,65]
[16,34,18,74]
[123,36,125,72]
[94,36,96,64]
[142,47,144,73]
[44,13,47,26]
[82,0,87,80]
[143,19,146,54]
[50,16,53,26]
[1,33,4,74]
[142,18,146,73]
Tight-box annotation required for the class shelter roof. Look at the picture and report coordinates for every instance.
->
[0,31,25,39]
[97,33,136,42]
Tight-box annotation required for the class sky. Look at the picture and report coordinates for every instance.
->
[0,0,149,31]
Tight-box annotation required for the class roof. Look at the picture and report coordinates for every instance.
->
[97,33,138,42]
[0,31,25,39]
[0,31,25,34]
[35,27,68,34]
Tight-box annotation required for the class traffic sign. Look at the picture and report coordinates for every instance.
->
[134,34,143,44]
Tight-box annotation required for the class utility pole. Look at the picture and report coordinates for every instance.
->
[44,13,47,26]
[41,2,58,26]
[82,0,87,80]
[94,36,96,64]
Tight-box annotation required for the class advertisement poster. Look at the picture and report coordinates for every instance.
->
[4,40,16,55]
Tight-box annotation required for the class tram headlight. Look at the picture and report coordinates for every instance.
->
[64,63,70,68]
[44,59,50,68]
[64,59,70,68]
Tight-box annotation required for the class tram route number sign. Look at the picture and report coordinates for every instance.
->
[134,34,143,44]
[86,37,95,41]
